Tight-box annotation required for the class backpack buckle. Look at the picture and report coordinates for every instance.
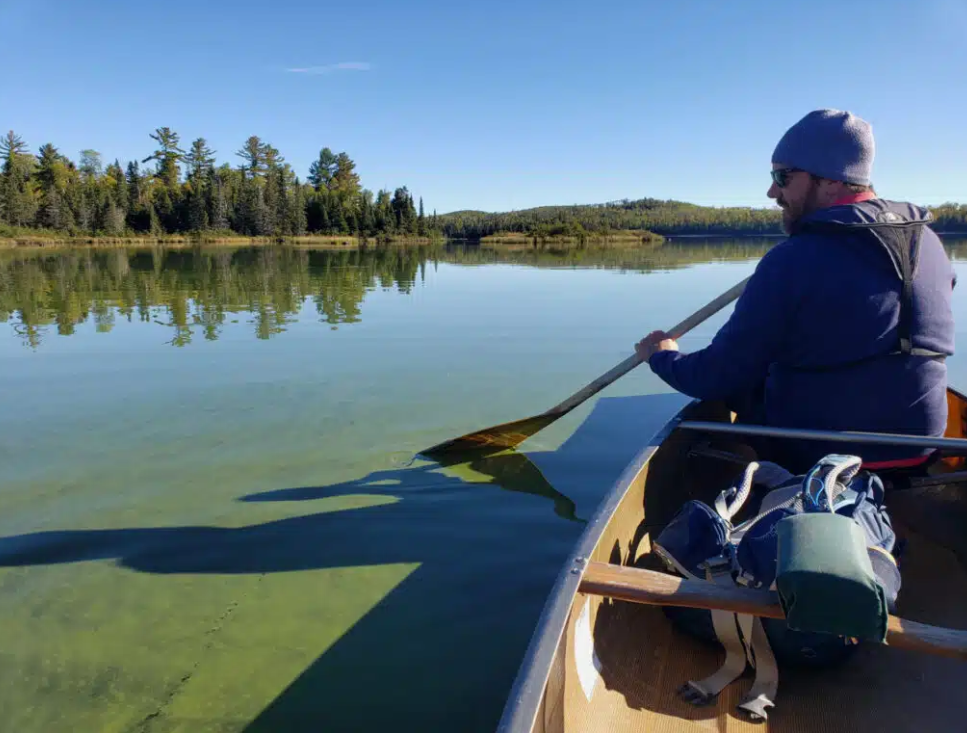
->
[701,555,733,582]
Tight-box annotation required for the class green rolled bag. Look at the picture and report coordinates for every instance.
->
[775,512,891,643]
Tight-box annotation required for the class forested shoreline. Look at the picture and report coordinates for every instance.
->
[0,128,431,242]
[2,127,965,246]
[437,198,967,240]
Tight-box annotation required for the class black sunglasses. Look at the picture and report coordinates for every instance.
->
[770,168,802,188]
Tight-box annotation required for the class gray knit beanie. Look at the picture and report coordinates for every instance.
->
[772,109,875,186]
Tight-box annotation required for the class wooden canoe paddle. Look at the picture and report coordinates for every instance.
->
[419,276,751,459]
[580,561,967,662]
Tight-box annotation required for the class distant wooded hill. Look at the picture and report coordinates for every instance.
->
[437,198,967,239]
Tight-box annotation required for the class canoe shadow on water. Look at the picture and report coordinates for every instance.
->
[0,393,690,732]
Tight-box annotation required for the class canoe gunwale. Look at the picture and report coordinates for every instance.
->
[494,400,694,733]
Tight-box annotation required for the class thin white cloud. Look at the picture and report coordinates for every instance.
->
[286,62,372,75]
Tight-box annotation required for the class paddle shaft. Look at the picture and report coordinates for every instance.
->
[678,420,967,454]
[579,562,967,662]
[545,276,751,416]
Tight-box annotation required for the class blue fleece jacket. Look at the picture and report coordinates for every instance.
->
[649,198,956,469]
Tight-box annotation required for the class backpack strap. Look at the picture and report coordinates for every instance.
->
[803,454,863,511]
[713,460,797,525]
[678,566,751,706]
[715,461,760,522]
[737,616,779,721]
[679,609,749,705]
[678,588,779,720]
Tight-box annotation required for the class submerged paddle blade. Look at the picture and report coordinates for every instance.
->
[419,412,562,458]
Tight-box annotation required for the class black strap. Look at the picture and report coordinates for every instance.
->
[874,222,921,354]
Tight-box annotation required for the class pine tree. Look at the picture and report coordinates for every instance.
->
[187,182,209,231]
[142,127,184,190]
[148,204,162,235]
[105,160,128,213]
[236,178,269,235]
[392,186,416,233]
[208,168,229,230]
[236,136,268,178]
[306,191,330,233]
[263,145,284,172]
[125,161,151,232]
[360,190,376,235]
[0,131,36,226]
[330,196,348,234]
[308,148,338,190]
[184,138,216,183]
[125,162,142,208]
[263,163,286,235]
[332,152,360,197]
[376,189,393,232]
[35,144,71,230]
[290,179,307,235]
[102,200,126,235]
[154,186,175,233]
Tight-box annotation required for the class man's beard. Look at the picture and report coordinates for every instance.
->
[780,204,796,234]
[778,182,821,235]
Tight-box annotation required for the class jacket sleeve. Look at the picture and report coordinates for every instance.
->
[648,245,796,401]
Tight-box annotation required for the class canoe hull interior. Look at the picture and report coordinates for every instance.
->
[500,392,967,733]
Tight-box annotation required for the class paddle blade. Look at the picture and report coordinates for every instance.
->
[419,412,562,459]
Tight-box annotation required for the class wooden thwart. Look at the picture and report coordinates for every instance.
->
[579,561,967,662]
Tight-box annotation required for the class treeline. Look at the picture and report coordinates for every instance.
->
[932,203,967,232]
[439,197,967,239]
[0,128,434,239]
[438,198,782,239]
[3,127,965,244]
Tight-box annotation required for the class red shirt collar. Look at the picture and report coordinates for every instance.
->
[832,191,877,206]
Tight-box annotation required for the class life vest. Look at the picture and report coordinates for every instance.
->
[791,199,949,371]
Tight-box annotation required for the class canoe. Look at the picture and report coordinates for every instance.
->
[497,388,967,733]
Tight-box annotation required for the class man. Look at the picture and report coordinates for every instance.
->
[635,109,956,473]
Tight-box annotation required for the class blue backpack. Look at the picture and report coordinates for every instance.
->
[653,454,901,721]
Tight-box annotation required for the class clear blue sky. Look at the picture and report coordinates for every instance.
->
[2,0,965,214]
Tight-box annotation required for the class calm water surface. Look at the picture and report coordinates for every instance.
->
[2,237,967,731]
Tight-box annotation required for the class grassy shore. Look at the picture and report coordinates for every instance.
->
[0,224,664,251]
[0,228,442,250]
